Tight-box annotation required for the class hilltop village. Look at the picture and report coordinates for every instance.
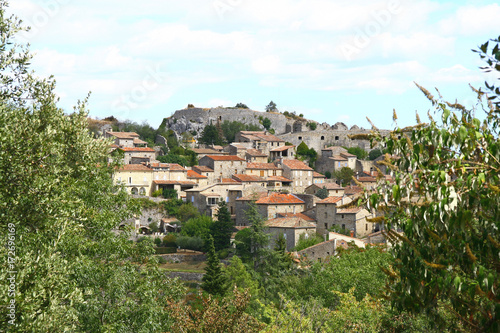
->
[106,106,394,257]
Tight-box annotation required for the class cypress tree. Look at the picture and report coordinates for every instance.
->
[211,201,233,251]
[201,236,226,296]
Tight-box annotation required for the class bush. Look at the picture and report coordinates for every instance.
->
[293,233,324,251]
[217,248,230,259]
[163,234,177,247]
[154,237,162,247]
[176,236,205,252]
[158,256,168,264]
[307,122,317,130]
[325,171,332,179]
[151,189,163,197]
[155,247,177,254]
[162,188,178,199]
[368,148,383,160]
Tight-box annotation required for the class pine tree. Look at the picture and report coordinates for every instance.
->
[245,201,270,272]
[201,236,226,296]
[211,201,233,251]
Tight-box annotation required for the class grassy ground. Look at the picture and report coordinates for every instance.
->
[159,260,207,273]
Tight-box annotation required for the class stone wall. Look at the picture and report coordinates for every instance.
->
[159,253,206,263]
[298,239,336,262]
[165,271,204,281]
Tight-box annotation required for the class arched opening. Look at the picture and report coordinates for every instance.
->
[320,136,325,140]
[131,187,138,195]
[335,136,339,140]
[298,136,302,140]
[139,187,146,196]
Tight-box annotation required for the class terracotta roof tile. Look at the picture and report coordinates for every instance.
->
[270,145,294,152]
[267,176,292,182]
[153,180,196,185]
[255,192,305,205]
[313,183,344,190]
[205,155,245,161]
[246,149,267,157]
[246,163,279,170]
[133,138,147,144]
[232,174,265,182]
[117,164,152,172]
[317,196,344,204]
[337,207,363,214]
[344,186,363,195]
[282,159,313,170]
[187,170,207,179]
[192,148,223,154]
[119,147,156,152]
[313,171,326,178]
[340,152,356,158]
[330,155,348,161]
[219,178,241,184]
[357,176,376,182]
[193,166,214,173]
[107,131,140,139]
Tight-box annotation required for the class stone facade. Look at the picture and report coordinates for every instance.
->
[199,155,246,180]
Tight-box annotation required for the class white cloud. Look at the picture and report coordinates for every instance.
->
[439,4,500,36]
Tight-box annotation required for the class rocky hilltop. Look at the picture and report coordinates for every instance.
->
[163,106,389,153]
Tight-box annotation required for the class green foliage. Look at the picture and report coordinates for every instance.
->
[199,123,225,146]
[163,234,177,247]
[181,215,214,245]
[329,224,351,236]
[223,256,260,297]
[151,189,163,197]
[155,247,177,254]
[235,102,249,108]
[157,152,189,167]
[221,120,261,143]
[211,201,233,251]
[0,6,185,331]
[473,36,500,110]
[347,146,368,160]
[245,202,270,271]
[266,100,277,112]
[154,237,162,247]
[293,233,324,251]
[176,236,204,252]
[324,171,332,179]
[315,186,329,199]
[307,122,317,130]
[368,148,383,160]
[333,167,354,186]
[262,117,272,130]
[177,203,200,222]
[366,77,500,330]
[296,141,318,167]
[162,188,178,199]
[201,236,227,296]
[159,198,184,217]
[119,120,156,146]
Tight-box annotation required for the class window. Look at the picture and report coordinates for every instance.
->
[208,197,218,206]
[260,170,264,177]
[366,224,368,231]
[128,177,132,184]
[298,136,302,140]
[321,136,325,140]
[325,223,328,228]
[273,170,277,176]
[342,224,345,229]
[342,214,344,219]
[335,136,339,140]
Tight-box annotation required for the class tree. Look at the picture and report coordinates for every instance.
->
[334,167,354,186]
[347,146,368,160]
[177,203,200,222]
[235,103,248,109]
[265,101,277,112]
[211,201,233,251]
[181,215,213,243]
[262,117,272,130]
[296,141,318,167]
[364,40,500,330]
[315,186,329,199]
[307,122,317,130]
[199,122,224,146]
[223,256,259,297]
[368,148,383,160]
[221,120,261,143]
[201,236,227,296]
[162,188,178,199]
[0,4,184,331]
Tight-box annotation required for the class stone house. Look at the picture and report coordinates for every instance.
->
[246,162,283,178]
[235,192,306,226]
[192,148,226,160]
[305,183,345,197]
[265,217,317,251]
[315,196,352,235]
[149,163,196,199]
[355,174,377,190]
[269,145,296,161]
[313,171,326,184]
[105,131,147,148]
[185,181,244,218]
[192,165,215,184]
[316,146,356,174]
[119,147,157,164]
[229,143,249,159]
[232,174,267,192]
[266,176,293,192]
[280,159,314,193]
[245,149,268,163]
[235,131,285,156]
[187,169,209,188]
[198,155,246,180]
[114,164,153,196]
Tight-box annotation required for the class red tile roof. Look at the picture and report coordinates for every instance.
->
[256,192,305,205]
[246,163,279,170]
[192,148,223,154]
[344,186,363,195]
[330,155,348,161]
[232,174,265,182]
[282,159,313,170]
[219,178,241,184]
[357,176,376,182]
[107,131,140,139]
[117,164,152,172]
[193,166,214,173]
[340,152,356,158]
[133,138,147,145]
[314,183,344,190]
[270,145,294,152]
[187,170,207,179]
[337,207,363,214]
[119,147,156,152]
[148,163,185,171]
[313,171,326,178]
[205,155,245,161]
[267,176,292,182]
[246,149,267,157]
[317,196,344,204]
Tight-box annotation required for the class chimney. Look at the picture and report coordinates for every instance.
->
[350,230,354,238]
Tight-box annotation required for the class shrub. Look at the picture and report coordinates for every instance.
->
[154,237,162,247]
[163,234,177,247]
[176,236,205,252]
[155,247,177,254]
[217,249,229,259]
[158,256,168,264]
[151,189,163,197]
[162,188,178,199]
[325,171,332,179]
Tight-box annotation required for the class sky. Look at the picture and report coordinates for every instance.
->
[9,0,499,130]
